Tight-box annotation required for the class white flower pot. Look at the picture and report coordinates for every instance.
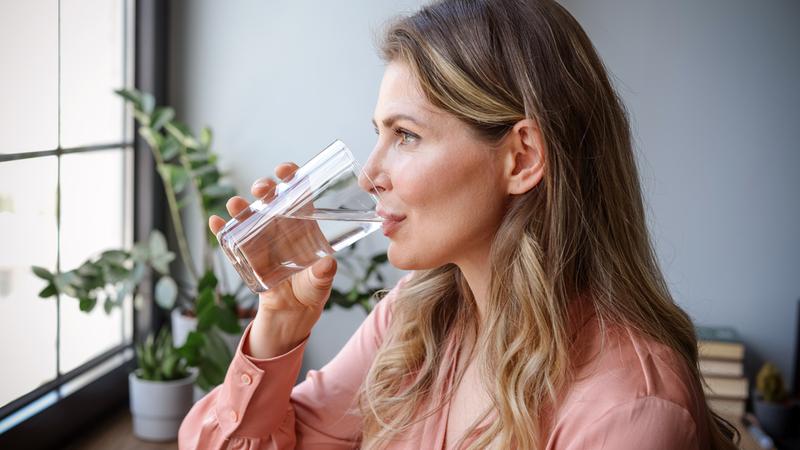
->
[129,371,197,441]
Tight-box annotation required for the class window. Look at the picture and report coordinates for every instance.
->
[0,0,134,430]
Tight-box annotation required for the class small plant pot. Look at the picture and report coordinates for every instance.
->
[129,371,197,441]
[753,396,790,438]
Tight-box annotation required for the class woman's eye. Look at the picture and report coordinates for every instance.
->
[394,128,419,145]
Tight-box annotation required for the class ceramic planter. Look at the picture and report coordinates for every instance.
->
[128,371,197,441]
[754,396,791,438]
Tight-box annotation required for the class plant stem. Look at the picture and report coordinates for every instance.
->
[176,144,214,274]
[150,139,199,283]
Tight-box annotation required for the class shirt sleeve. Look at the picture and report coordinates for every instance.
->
[557,397,699,450]
[178,274,411,450]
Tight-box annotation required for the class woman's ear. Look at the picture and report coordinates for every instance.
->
[503,118,546,195]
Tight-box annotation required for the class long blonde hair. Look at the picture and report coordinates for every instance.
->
[360,0,738,448]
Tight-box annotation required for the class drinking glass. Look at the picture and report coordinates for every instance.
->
[217,140,383,293]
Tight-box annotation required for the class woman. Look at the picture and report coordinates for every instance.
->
[180,0,739,448]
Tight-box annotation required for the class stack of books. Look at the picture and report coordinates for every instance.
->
[696,326,748,418]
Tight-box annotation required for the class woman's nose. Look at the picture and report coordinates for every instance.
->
[357,147,389,194]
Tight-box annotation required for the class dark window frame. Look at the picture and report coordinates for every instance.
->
[0,1,169,447]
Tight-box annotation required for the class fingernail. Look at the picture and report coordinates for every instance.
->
[253,178,271,189]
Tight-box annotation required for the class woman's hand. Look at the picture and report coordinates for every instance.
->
[208,162,338,358]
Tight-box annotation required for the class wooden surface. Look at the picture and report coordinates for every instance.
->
[65,408,178,450]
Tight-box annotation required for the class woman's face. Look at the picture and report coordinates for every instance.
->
[359,61,510,271]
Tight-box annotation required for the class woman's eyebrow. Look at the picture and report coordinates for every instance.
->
[371,114,425,129]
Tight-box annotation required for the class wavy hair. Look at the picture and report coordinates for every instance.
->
[359,1,738,448]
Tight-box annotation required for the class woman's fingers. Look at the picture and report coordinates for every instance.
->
[226,196,251,218]
[208,195,252,235]
[275,162,299,181]
[250,163,299,199]
[209,215,227,235]
[251,178,277,199]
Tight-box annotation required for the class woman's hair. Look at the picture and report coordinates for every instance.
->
[359,0,738,448]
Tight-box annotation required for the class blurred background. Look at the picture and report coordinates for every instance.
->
[0,0,798,448]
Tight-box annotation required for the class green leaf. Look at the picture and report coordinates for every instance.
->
[130,242,150,262]
[154,276,178,310]
[216,306,241,334]
[141,92,155,114]
[370,253,388,264]
[101,250,128,265]
[164,122,199,148]
[77,261,100,277]
[150,107,175,131]
[197,303,217,332]
[198,271,218,292]
[139,126,163,149]
[148,230,175,274]
[133,110,151,126]
[79,297,97,312]
[158,164,190,194]
[32,266,54,281]
[103,298,116,314]
[53,272,79,297]
[160,136,181,160]
[192,163,217,177]
[201,184,236,199]
[38,284,57,298]
[178,331,204,365]
[199,127,212,149]
[114,88,143,109]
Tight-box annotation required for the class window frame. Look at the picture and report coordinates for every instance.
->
[0,0,169,446]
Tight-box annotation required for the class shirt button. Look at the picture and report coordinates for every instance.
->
[241,373,252,385]
[229,410,239,422]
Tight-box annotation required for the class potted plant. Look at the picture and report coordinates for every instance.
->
[33,88,252,396]
[753,361,791,437]
[32,88,394,397]
[129,327,195,441]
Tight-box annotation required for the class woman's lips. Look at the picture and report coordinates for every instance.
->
[381,217,404,237]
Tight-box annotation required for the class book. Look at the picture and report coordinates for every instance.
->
[703,375,749,399]
[697,326,745,361]
[699,359,744,377]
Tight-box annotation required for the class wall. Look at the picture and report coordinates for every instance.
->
[560,0,800,382]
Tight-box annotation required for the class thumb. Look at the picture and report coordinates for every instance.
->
[294,256,337,306]
[310,256,337,282]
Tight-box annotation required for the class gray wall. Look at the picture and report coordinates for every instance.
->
[171,1,800,383]
[560,0,800,382]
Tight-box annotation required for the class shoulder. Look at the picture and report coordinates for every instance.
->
[548,319,709,449]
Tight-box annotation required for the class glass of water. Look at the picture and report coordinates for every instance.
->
[216,140,383,293]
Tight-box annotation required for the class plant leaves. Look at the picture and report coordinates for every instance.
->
[139,126,163,149]
[216,305,241,334]
[141,92,155,114]
[154,276,178,310]
[79,297,97,312]
[150,106,175,131]
[158,163,190,194]
[201,183,235,198]
[160,136,181,161]
[38,284,57,298]
[199,127,212,150]
[114,88,143,109]
[198,271,218,292]
[32,266,54,281]
[103,297,116,314]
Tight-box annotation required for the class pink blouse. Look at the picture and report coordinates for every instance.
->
[179,275,711,449]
